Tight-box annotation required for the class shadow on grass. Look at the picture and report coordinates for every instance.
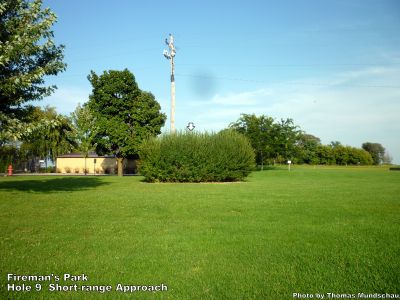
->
[0,177,110,193]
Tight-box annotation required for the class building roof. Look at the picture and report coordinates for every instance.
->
[57,152,114,158]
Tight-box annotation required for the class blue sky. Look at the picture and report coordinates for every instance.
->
[40,0,400,163]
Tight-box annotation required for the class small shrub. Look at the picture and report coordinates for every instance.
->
[95,167,102,174]
[74,167,80,174]
[56,168,62,173]
[39,167,55,173]
[83,168,89,174]
[65,167,71,173]
[140,130,255,182]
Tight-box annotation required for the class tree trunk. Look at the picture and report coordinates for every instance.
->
[117,157,123,176]
[84,157,87,175]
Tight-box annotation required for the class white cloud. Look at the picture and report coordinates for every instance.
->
[185,65,400,163]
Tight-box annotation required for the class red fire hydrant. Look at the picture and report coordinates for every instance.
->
[7,164,13,176]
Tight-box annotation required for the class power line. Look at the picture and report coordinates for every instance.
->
[49,70,400,89]
[175,73,400,89]
[176,62,400,68]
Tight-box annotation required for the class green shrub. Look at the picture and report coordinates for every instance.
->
[39,166,56,173]
[140,130,255,182]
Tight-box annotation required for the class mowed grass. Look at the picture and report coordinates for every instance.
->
[0,167,399,299]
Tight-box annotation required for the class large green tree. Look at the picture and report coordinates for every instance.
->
[296,133,321,164]
[0,0,65,141]
[230,114,300,166]
[229,114,274,168]
[87,69,166,176]
[362,142,385,165]
[270,118,300,163]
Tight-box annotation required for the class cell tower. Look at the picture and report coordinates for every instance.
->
[163,34,176,133]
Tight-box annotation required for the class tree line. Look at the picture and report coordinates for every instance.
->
[228,114,391,167]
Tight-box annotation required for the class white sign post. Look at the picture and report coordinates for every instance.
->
[288,160,292,172]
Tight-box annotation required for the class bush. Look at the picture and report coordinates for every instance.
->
[140,130,255,182]
[0,145,18,172]
[64,167,71,173]
[39,166,56,173]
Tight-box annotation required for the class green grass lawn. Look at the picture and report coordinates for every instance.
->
[0,166,399,299]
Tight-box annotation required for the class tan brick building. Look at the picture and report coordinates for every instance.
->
[56,153,138,174]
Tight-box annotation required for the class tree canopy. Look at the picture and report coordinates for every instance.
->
[296,133,321,164]
[70,103,98,158]
[0,0,65,142]
[362,142,385,165]
[0,0,66,112]
[87,69,166,175]
[19,106,75,170]
[229,114,300,166]
[229,114,274,167]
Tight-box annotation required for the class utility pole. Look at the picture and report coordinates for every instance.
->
[163,34,176,133]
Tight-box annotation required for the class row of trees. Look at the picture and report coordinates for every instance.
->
[228,114,390,167]
[297,140,374,165]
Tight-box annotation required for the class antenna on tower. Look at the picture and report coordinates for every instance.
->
[163,34,177,133]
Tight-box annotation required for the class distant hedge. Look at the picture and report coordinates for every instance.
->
[140,130,255,182]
